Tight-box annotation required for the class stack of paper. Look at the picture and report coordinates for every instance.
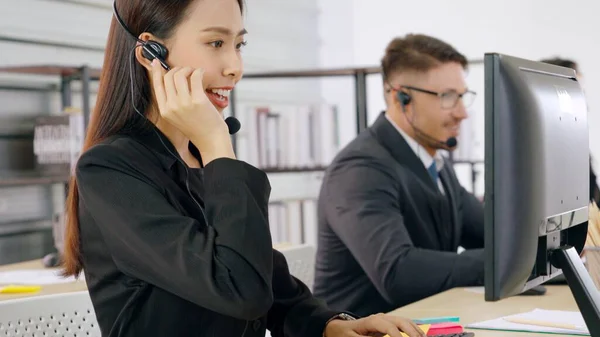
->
[0,269,76,285]
[467,309,589,335]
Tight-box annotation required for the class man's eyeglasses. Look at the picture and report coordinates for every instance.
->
[402,85,477,110]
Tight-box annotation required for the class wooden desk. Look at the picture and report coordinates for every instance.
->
[0,259,86,301]
[390,285,578,336]
[0,259,583,336]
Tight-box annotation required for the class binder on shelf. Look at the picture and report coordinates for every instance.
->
[32,107,84,176]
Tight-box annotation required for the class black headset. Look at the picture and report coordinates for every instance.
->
[112,1,171,71]
[397,90,412,110]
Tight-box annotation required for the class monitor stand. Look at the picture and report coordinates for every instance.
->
[550,245,600,336]
[521,285,547,296]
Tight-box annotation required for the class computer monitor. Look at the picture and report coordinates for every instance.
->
[483,52,600,334]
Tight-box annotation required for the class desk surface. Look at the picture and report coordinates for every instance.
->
[0,260,582,336]
[0,259,86,301]
[0,242,296,302]
[390,285,578,337]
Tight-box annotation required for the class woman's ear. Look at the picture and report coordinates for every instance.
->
[134,32,163,71]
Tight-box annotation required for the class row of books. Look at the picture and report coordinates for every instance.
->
[31,104,343,175]
[268,199,318,247]
[233,103,341,170]
[32,110,84,175]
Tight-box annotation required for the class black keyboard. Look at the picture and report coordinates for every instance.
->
[429,333,475,337]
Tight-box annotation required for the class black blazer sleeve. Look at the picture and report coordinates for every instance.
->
[323,160,484,307]
[458,186,485,249]
[266,250,340,337]
[76,143,274,320]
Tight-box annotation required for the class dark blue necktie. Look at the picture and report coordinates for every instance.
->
[428,161,438,184]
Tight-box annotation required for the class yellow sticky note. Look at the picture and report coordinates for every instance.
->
[0,285,42,294]
[399,324,430,337]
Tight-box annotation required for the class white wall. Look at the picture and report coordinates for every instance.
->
[319,0,600,195]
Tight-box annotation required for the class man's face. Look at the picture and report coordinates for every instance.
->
[398,62,472,144]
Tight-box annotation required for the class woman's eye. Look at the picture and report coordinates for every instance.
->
[236,41,248,50]
[210,40,224,48]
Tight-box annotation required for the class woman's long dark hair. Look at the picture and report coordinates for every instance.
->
[62,0,245,277]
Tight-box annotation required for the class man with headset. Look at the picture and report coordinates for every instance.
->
[313,34,485,316]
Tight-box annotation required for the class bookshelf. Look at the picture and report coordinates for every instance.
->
[0,65,100,265]
[231,66,379,135]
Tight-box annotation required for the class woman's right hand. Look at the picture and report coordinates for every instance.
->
[150,59,235,164]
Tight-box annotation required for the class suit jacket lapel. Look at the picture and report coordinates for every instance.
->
[369,112,437,191]
[369,112,449,249]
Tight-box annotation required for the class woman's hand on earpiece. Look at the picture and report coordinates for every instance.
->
[151,59,235,164]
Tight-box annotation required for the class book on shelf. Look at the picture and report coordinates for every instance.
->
[233,103,340,171]
[32,109,84,176]
[268,199,318,247]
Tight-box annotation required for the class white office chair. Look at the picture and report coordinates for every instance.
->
[0,291,101,337]
[264,245,317,336]
[278,244,316,291]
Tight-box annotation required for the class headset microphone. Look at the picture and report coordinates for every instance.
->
[445,137,457,148]
[410,121,458,148]
[225,116,241,135]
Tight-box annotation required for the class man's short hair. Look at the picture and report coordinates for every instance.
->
[381,33,468,82]
[539,57,579,72]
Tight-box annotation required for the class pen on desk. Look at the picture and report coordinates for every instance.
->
[503,317,588,331]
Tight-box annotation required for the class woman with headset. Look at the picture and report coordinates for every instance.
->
[60,1,424,336]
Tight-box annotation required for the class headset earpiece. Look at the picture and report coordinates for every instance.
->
[141,41,170,70]
[141,41,168,64]
[113,1,170,71]
[397,91,411,111]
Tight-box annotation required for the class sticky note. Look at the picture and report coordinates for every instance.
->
[399,324,430,337]
[413,316,460,325]
[0,285,42,294]
[428,322,463,335]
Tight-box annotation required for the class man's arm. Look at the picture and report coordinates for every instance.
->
[323,159,484,307]
[459,186,485,249]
